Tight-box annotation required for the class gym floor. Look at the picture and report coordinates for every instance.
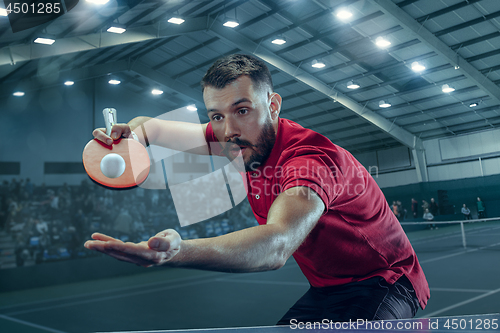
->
[0,221,499,333]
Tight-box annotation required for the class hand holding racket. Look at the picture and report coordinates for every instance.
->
[82,108,150,189]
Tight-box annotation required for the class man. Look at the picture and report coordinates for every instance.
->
[85,54,429,324]
[423,208,437,230]
[477,197,486,219]
[461,204,472,220]
[430,198,439,216]
[411,198,418,218]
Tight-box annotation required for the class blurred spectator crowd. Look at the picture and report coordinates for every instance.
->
[0,178,258,269]
[390,196,488,223]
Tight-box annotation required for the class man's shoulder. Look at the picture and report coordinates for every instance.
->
[278,118,351,161]
[279,118,338,150]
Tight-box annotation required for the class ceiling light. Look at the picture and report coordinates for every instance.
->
[347,81,360,89]
[375,36,391,48]
[187,105,197,111]
[168,17,185,25]
[379,100,391,108]
[107,24,126,34]
[86,0,110,4]
[442,84,455,93]
[151,89,163,95]
[271,36,286,45]
[0,8,8,16]
[108,79,121,85]
[223,20,239,28]
[312,59,325,68]
[411,61,425,72]
[469,102,478,108]
[64,81,74,86]
[336,9,352,20]
[34,37,55,45]
[13,91,25,97]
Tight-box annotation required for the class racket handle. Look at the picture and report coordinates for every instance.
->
[103,108,117,136]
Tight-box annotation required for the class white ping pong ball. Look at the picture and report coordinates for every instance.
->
[100,153,126,178]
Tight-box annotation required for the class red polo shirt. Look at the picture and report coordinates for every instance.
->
[205,118,430,309]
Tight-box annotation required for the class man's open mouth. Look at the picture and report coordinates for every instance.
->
[230,146,247,156]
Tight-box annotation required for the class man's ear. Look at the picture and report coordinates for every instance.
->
[269,92,282,120]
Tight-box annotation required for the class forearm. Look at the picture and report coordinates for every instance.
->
[128,117,209,155]
[163,224,289,273]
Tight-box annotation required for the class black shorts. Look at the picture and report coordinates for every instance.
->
[277,275,420,325]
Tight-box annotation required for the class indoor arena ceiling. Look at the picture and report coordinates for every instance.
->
[1,0,500,154]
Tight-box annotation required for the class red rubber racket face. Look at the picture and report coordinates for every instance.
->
[82,138,150,189]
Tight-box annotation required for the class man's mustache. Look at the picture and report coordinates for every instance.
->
[221,138,256,154]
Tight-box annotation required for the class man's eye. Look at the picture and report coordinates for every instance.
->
[212,115,222,121]
[239,109,248,115]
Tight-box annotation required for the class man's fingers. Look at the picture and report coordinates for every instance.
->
[91,233,120,242]
[105,249,154,267]
[92,124,132,145]
[149,230,181,252]
[148,236,170,252]
[92,128,113,145]
[84,240,106,251]
[104,241,158,261]
[85,241,154,267]
[110,124,132,140]
[85,230,181,266]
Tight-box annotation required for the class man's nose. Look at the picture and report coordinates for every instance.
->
[224,116,240,140]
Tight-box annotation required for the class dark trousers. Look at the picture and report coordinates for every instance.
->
[277,275,419,325]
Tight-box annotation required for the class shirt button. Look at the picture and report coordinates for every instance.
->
[252,173,258,177]
[255,195,260,199]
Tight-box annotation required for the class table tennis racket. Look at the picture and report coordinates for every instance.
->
[82,108,150,189]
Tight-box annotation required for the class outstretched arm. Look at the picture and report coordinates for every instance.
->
[92,116,210,155]
[84,186,324,272]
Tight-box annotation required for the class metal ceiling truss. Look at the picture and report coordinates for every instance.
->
[369,0,500,108]
[207,15,429,181]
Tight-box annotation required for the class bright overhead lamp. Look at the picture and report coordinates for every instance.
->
[223,19,239,28]
[379,100,391,108]
[34,37,55,45]
[469,102,478,108]
[336,9,352,20]
[375,36,391,48]
[0,8,8,16]
[312,59,325,68]
[224,7,239,28]
[187,105,198,112]
[108,79,121,85]
[13,91,25,97]
[86,0,110,4]
[107,24,126,34]
[151,89,163,95]
[411,61,425,72]
[168,17,185,25]
[346,81,360,89]
[442,84,455,93]
[271,35,286,45]
[64,81,75,86]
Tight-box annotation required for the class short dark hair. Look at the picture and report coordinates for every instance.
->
[201,54,273,92]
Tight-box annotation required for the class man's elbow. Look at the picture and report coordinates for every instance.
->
[268,256,287,271]
[267,242,290,271]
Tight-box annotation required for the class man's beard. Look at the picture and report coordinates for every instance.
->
[222,120,276,172]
